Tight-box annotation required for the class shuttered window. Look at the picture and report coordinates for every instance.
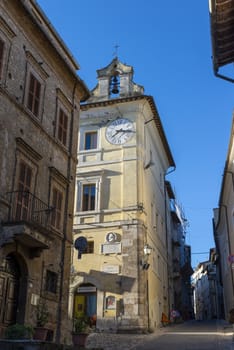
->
[58,108,68,146]
[27,73,41,117]
[16,161,32,220]
[51,188,63,230]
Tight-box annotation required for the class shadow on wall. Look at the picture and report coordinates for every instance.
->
[77,269,136,294]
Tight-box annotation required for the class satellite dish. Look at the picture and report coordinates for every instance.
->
[74,237,88,259]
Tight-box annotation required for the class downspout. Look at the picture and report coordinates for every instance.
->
[55,78,78,344]
[164,166,176,318]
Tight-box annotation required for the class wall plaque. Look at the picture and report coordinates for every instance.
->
[102,265,120,274]
[101,243,121,254]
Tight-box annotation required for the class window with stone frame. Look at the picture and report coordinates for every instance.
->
[57,108,68,147]
[27,72,41,117]
[81,183,96,211]
[24,51,48,120]
[76,174,102,214]
[84,131,97,150]
[45,269,58,294]
[51,187,63,230]
[0,17,15,83]
[15,160,33,221]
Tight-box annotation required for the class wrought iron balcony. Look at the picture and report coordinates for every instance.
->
[2,191,54,254]
[4,191,53,228]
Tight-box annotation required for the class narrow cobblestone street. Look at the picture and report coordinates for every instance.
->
[85,320,234,350]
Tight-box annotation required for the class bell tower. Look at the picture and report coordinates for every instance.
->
[87,57,144,102]
[72,57,176,333]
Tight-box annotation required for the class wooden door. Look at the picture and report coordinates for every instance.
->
[0,257,20,332]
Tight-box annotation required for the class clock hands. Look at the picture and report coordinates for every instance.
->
[112,128,134,137]
[105,118,135,145]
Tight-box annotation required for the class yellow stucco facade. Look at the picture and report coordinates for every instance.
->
[70,58,175,332]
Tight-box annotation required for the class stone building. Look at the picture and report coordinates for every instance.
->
[167,183,193,320]
[192,249,223,320]
[209,0,234,322]
[0,0,88,343]
[70,57,186,332]
[213,116,234,321]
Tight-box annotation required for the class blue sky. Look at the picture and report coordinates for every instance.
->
[37,0,234,267]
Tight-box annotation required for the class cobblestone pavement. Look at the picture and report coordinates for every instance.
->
[85,328,165,350]
[85,321,234,350]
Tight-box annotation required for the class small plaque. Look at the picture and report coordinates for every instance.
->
[102,265,120,274]
[101,243,121,254]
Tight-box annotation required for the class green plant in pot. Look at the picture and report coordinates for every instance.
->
[33,299,50,341]
[5,323,34,340]
[72,316,91,346]
[36,299,49,327]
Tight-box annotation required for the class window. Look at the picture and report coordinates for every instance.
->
[16,161,32,221]
[27,73,41,117]
[76,174,102,214]
[45,270,58,293]
[51,187,63,230]
[85,131,97,150]
[83,241,94,254]
[0,38,4,80]
[82,184,96,211]
[58,108,68,146]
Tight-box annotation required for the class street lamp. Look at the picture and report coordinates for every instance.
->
[141,244,153,270]
[144,244,153,256]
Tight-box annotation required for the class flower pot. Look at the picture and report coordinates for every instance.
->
[72,332,88,346]
[33,327,49,341]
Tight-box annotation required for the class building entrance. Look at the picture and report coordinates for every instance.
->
[0,255,20,336]
[74,283,97,325]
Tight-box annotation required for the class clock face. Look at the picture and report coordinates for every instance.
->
[105,118,135,145]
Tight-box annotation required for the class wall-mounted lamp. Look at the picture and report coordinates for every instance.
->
[140,244,152,270]
[144,244,152,256]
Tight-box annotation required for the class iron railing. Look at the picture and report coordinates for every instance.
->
[5,191,53,229]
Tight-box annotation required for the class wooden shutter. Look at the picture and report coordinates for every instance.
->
[51,188,63,230]
[58,109,68,146]
[16,161,32,220]
[27,73,41,117]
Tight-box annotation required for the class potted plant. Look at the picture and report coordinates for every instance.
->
[5,323,34,340]
[72,316,91,347]
[33,299,50,341]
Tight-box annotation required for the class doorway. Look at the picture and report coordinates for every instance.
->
[0,254,27,336]
[74,283,97,325]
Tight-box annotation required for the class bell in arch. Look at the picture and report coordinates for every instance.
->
[110,75,120,95]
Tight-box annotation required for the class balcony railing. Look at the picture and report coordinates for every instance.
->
[4,191,53,229]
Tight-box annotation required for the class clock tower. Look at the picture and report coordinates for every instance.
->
[71,57,175,332]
